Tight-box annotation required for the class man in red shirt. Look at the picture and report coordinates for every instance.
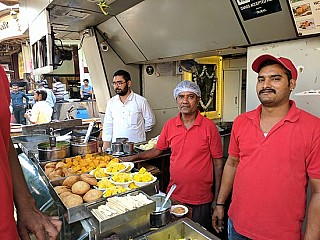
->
[212,54,320,239]
[122,80,224,231]
[0,65,62,239]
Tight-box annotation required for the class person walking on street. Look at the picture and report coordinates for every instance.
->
[102,70,156,149]
[122,80,224,232]
[10,84,29,124]
[212,54,320,240]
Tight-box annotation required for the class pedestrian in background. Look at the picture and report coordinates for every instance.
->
[80,79,93,100]
[52,76,65,102]
[10,84,29,124]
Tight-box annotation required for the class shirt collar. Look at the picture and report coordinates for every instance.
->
[115,90,134,103]
[175,110,203,126]
[246,100,300,123]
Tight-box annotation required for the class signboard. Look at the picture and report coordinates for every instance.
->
[236,0,282,21]
[288,0,320,36]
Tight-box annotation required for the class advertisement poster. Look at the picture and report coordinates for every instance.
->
[288,0,320,36]
[236,0,282,21]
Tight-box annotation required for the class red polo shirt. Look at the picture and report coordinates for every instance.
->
[0,66,19,239]
[228,101,320,240]
[157,111,223,204]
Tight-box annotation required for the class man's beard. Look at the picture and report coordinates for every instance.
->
[116,84,129,96]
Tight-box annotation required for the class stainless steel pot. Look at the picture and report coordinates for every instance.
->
[70,136,98,156]
[150,195,172,228]
[123,142,134,154]
[111,142,123,153]
[115,137,128,143]
[37,141,70,161]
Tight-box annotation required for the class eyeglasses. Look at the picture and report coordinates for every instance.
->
[112,81,126,86]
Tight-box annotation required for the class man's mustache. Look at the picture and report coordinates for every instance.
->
[259,88,276,95]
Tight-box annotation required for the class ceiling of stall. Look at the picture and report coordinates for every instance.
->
[0,0,300,65]
[96,0,298,63]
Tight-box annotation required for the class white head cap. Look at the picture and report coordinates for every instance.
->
[173,80,201,99]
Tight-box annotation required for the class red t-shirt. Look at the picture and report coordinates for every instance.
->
[228,101,320,240]
[157,111,223,204]
[0,66,19,239]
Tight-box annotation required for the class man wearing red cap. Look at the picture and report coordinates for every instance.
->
[212,54,320,239]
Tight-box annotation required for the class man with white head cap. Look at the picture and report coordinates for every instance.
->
[212,54,320,239]
[122,80,224,232]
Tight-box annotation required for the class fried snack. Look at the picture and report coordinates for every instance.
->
[83,189,103,203]
[62,175,80,188]
[48,171,62,180]
[45,162,57,169]
[55,162,65,169]
[62,167,75,177]
[71,181,90,195]
[63,194,83,208]
[54,186,71,194]
[80,174,97,186]
[59,191,73,201]
[97,178,115,189]
[45,166,55,176]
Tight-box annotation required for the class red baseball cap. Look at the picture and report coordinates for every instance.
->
[252,54,298,80]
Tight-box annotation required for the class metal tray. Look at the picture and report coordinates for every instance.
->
[48,175,159,224]
[87,190,156,236]
[140,218,220,240]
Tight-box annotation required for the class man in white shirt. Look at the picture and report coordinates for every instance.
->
[25,89,53,124]
[102,70,156,149]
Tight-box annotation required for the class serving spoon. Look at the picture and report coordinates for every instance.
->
[159,184,176,211]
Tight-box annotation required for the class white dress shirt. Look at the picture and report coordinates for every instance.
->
[102,91,156,143]
[30,101,53,124]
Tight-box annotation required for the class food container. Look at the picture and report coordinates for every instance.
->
[111,142,123,153]
[70,136,98,156]
[88,190,155,238]
[115,137,128,143]
[150,195,172,228]
[38,141,70,161]
[143,218,219,240]
[123,142,135,154]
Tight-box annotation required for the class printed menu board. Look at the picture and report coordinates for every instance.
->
[236,0,282,21]
[288,0,320,36]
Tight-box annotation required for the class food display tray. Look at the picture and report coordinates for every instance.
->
[47,173,159,224]
[87,190,156,237]
[139,218,220,240]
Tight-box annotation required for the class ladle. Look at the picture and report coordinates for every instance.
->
[83,122,95,143]
[159,184,176,211]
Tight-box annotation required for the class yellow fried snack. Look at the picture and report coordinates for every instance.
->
[103,186,127,197]
[97,178,115,189]
[112,172,132,183]
[133,171,154,182]
[93,167,108,178]
[128,182,139,189]
[106,162,125,173]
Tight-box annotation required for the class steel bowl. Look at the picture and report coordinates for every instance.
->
[70,136,98,156]
[123,142,135,154]
[150,195,172,228]
[111,142,123,153]
[37,141,70,161]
